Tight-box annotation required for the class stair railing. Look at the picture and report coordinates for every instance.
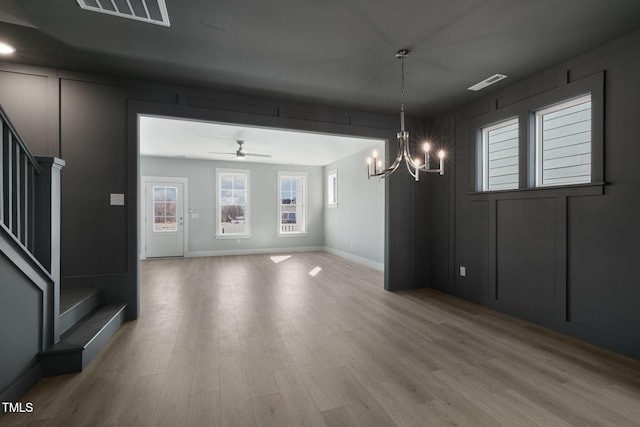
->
[0,105,65,348]
[1,105,41,255]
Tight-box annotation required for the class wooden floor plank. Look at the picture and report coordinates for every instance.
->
[325,367,397,427]
[219,350,256,427]
[186,391,221,427]
[273,366,327,427]
[6,252,640,426]
[320,406,362,427]
[252,393,292,427]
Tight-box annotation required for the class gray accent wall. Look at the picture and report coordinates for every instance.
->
[323,143,385,269]
[0,253,41,399]
[421,31,640,358]
[140,156,324,255]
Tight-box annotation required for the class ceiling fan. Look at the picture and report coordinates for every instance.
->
[208,140,271,160]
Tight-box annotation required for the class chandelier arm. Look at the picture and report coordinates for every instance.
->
[403,139,421,169]
[369,147,403,178]
[404,159,419,180]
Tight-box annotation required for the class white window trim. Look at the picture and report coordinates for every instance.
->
[534,93,592,187]
[481,117,519,191]
[277,171,308,237]
[215,168,251,238]
[327,169,338,208]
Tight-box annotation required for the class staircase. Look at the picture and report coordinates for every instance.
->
[0,104,127,402]
[39,289,127,376]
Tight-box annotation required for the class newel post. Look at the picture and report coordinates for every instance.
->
[34,156,65,344]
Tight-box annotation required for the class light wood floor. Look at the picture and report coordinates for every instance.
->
[3,252,640,426]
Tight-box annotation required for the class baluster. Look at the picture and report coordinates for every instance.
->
[2,123,10,229]
[20,151,28,246]
[0,120,4,226]
[12,137,19,237]
[10,133,18,235]
[28,163,36,252]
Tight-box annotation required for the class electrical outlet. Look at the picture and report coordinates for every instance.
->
[460,266,466,277]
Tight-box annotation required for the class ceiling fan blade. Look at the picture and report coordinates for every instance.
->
[207,151,235,155]
[245,153,272,158]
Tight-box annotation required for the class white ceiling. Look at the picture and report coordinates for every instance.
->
[139,115,383,166]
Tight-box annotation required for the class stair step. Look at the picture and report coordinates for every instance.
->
[40,304,127,376]
[59,288,103,335]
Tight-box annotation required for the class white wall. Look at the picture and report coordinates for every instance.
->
[323,142,385,270]
[141,156,324,256]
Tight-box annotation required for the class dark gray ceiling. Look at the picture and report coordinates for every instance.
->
[2,0,640,116]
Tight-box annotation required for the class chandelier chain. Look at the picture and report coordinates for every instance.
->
[401,53,405,118]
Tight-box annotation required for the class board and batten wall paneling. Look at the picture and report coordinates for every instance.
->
[60,79,128,277]
[426,31,640,358]
[495,197,556,320]
[0,66,58,157]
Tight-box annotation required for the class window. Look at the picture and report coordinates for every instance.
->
[535,94,591,186]
[482,118,519,191]
[153,186,177,232]
[278,172,306,235]
[327,169,337,207]
[474,76,601,194]
[216,169,249,237]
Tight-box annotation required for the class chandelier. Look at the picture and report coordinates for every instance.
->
[367,49,445,181]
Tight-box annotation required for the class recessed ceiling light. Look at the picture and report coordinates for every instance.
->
[0,42,16,55]
[467,74,507,91]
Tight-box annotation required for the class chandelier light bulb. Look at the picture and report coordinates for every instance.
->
[367,157,372,164]
[423,142,430,152]
[373,150,378,158]
[438,150,445,159]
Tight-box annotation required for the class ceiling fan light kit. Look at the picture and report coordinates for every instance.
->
[208,140,272,160]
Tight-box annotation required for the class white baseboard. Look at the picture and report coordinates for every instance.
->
[322,247,384,271]
[142,246,384,272]
[186,246,324,258]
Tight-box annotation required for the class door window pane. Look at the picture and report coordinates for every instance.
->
[153,186,178,232]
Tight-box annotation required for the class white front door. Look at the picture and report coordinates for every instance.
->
[145,181,184,258]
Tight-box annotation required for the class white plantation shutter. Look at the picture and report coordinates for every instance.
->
[537,95,591,186]
[483,118,519,191]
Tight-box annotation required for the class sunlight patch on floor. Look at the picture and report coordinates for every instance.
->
[270,255,292,264]
[309,266,322,276]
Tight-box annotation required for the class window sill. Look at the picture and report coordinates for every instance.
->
[469,182,605,200]
[215,234,251,240]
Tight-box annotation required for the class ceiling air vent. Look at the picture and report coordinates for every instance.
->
[467,74,507,91]
[76,0,170,27]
